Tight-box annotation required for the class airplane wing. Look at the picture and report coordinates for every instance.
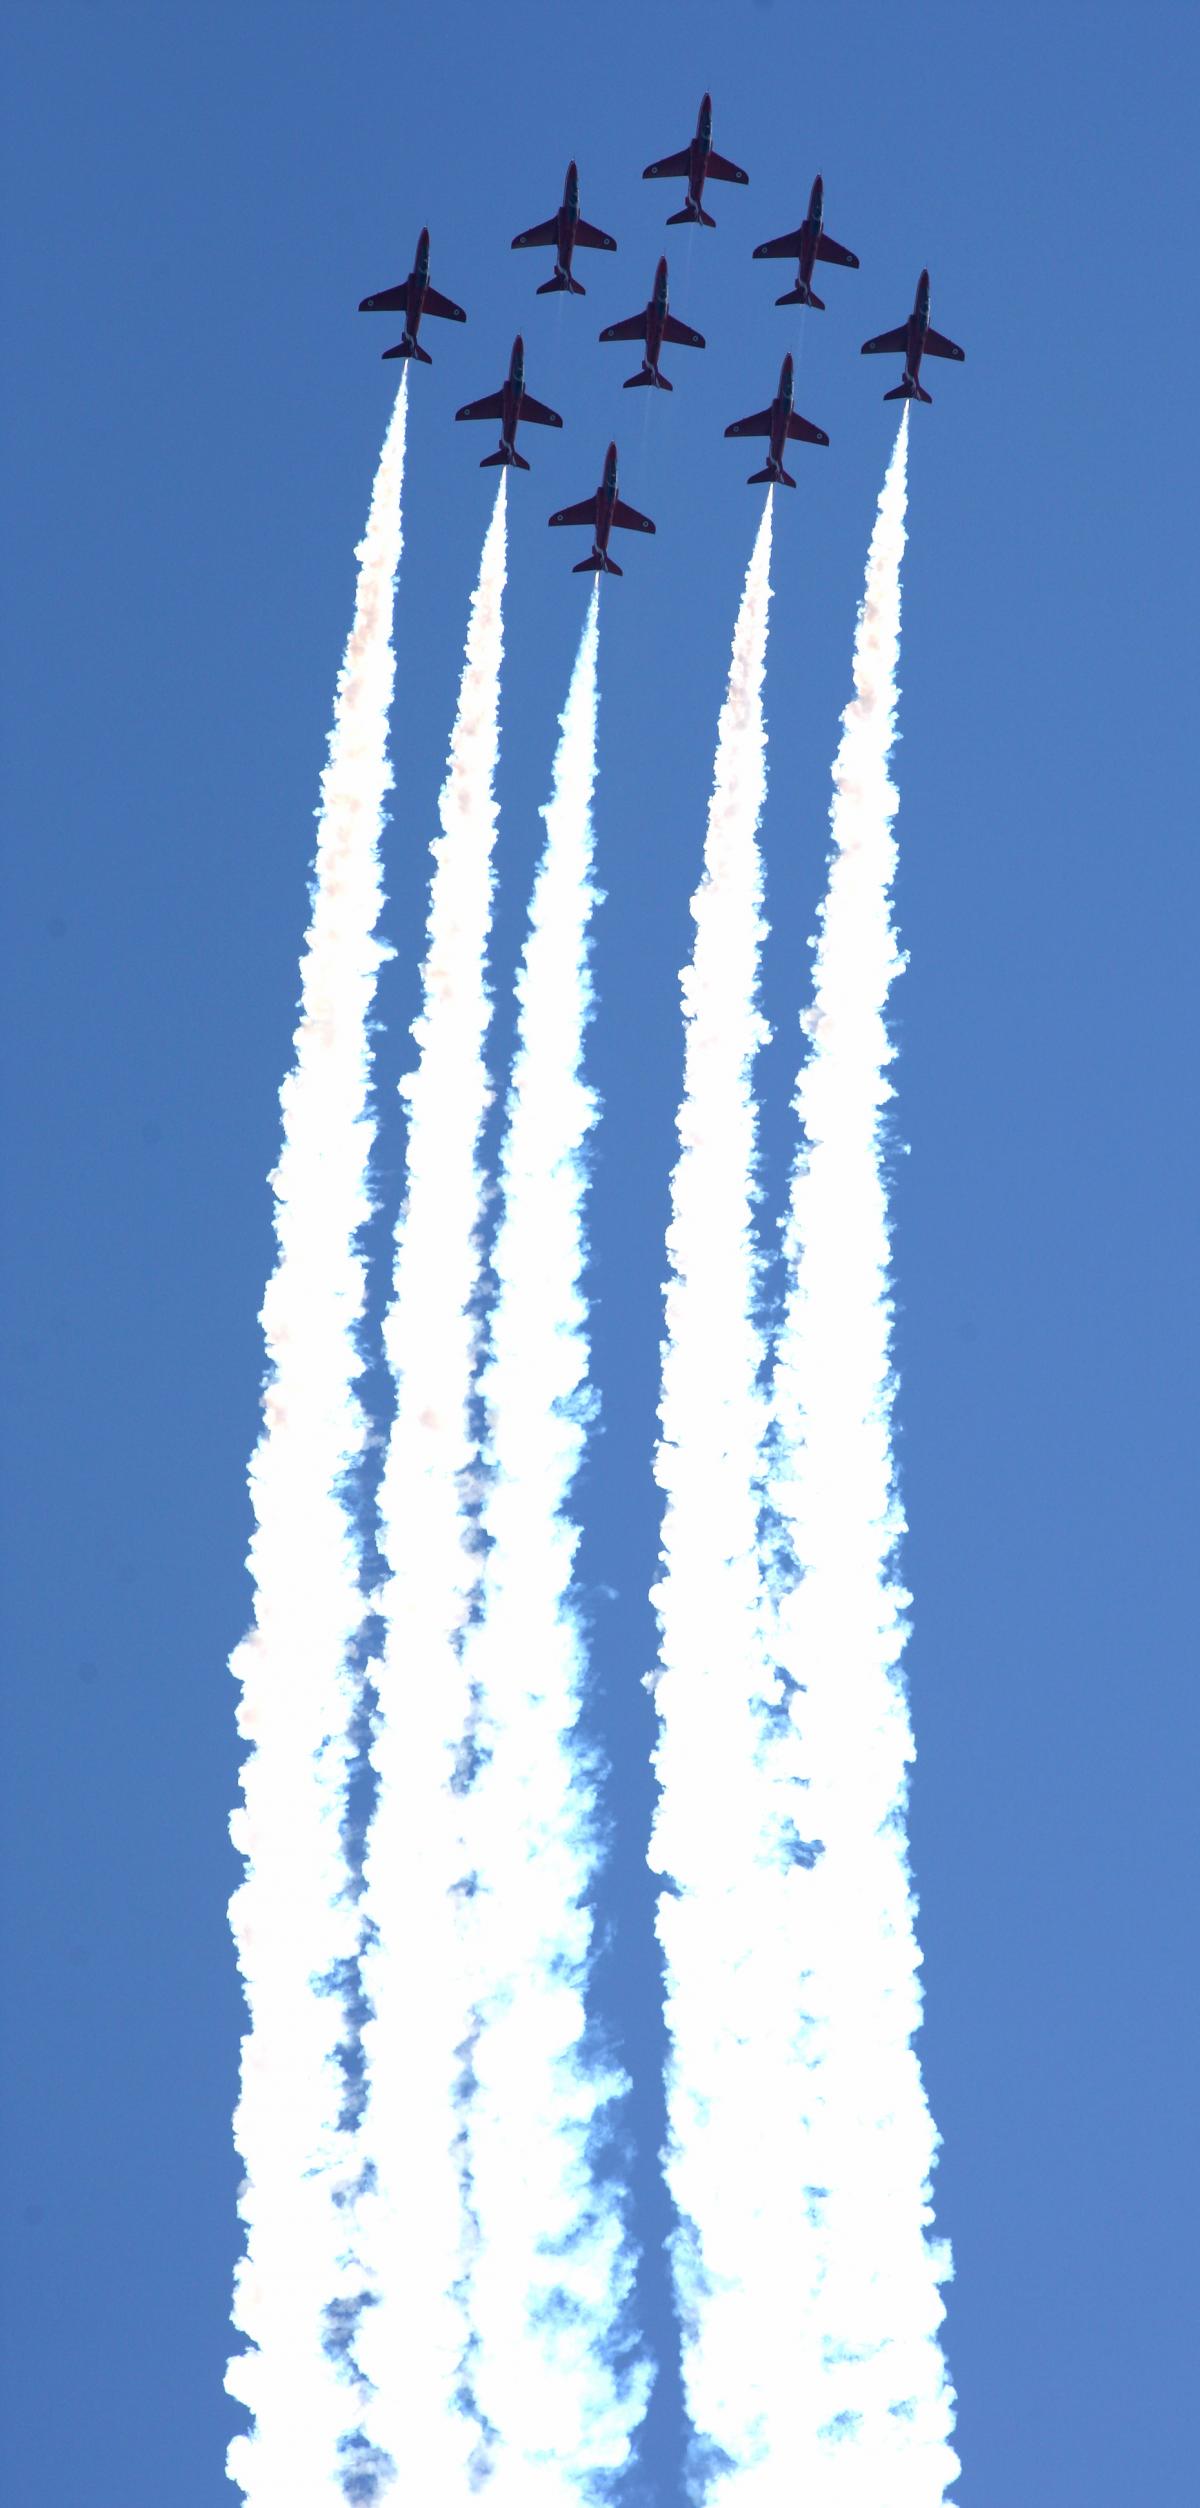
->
[574,218,617,251]
[455,391,505,423]
[786,412,830,445]
[753,229,805,260]
[359,283,408,312]
[611,498,655,534]
[707,151,749,185]
[598,310,649,343]
[924,326,965,360]
[861,324,908,355]
[548,498,599,529]
[662,313,706,348]
[724,408,772,438]
[643,146,691,179]
[423,285,467,323]
[519,394,563,428]
[815,232,859,268]
[511,216,559,250]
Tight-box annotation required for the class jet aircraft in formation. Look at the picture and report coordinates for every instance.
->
[357,100,964,572]
[358,226,466,365]
[454,335,562,470]
[598,256,705,392]
[548,442,655,577]
[725,353,829,487]
[860,268,965,402]
[642,91,749,228]
[752,174,859,309]
[510,161,617,296]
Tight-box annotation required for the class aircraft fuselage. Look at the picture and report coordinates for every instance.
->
[592,441,620,555]
[403,225,431,342]
[641,257,670,375]
[901,269,932,390]
[553,162,582,283]
[766,352,796,478]
[683,91,714,213]
[498,335,526,455]
[795,174,824,294]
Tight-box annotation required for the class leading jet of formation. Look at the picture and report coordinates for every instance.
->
[861,268,965,401]
[548,442,655,575]
[598,255,705,391]
[752,174,859,309]
[510,161,617,295]
[454,335,562,469]
[725,352,829,486]
[643,91,748,227]
[359,226,466,363]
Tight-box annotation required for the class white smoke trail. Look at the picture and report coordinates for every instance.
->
[649,503,825,2493]
[461,593,652,2508]
[226,380,408,2506]
[766,410,959,2501]
[352,483,508,2498]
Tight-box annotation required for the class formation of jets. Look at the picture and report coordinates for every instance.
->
[357,95,965,575]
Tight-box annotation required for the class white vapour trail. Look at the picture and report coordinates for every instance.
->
[353,482,508,2499]
[649,502,824,2493]
[462,593,651,2508]
[226,379,408,2506]
[766,411,959,2501]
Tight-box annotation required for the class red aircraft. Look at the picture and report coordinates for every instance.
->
[861,269,964,402]
[358,226,466,364]
[752,174,859,309]
[724,352,829,486]
[511,161,617,296]
[454,335,562,471]
[548,441,655,576]
[642,91,748,228]
[598,255,705,391]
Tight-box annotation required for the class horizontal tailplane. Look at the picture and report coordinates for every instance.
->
[383,336,431,364]
[480,447,529,469]
[885,377,931,402]
[624,367,672,390]
[667,202,716,228]
[748,464,795,488]
[573,547,622,576]
[776,284,824,310]
[537,270,586,296]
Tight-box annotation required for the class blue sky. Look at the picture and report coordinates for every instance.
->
[2,1,1196,2499]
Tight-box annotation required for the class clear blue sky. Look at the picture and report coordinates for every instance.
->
[2,2,1196,2500]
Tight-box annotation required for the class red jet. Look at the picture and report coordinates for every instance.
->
[598,255,705,392]
[548,441,655,576]
[511,161,617,296]
[724,352,829,486]
[752,174,859,309]
[861,268,965,402]
[359,226,466,364]
[454,335,562,471]
[643,91,748,228]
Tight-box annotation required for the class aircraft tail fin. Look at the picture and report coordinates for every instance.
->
[537,269,586,296]
[885,377,931,403]
[382,336,431,364]
[573,547,622,576]
[748,464,794,488]
[480,447,529,470]
[667,202,716,229]
[776,284,825,310]
[623,367,672,391]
